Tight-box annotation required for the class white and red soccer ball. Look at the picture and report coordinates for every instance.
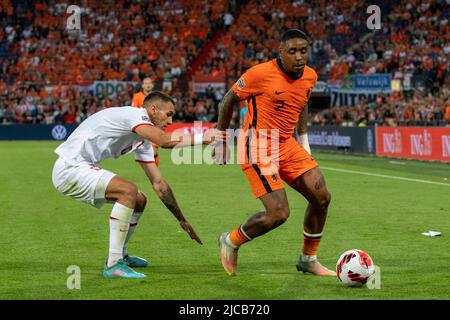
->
[336,249,375,287]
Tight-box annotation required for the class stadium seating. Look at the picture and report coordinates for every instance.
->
[0,0,448,126]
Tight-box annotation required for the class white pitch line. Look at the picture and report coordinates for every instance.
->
[388,161,406,165]
[320,166,450,187]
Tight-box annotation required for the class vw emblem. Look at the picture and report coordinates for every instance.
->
[52,125,67,140]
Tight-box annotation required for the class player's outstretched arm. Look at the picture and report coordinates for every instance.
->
[139,162,203,244]
[134,125,220,149]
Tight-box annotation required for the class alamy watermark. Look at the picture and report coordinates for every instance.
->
[366,265,381,289]
[66,265,81,290]
[66,5,81,32]
[366,5,381,30]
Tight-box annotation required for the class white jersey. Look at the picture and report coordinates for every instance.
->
[55,107,155,165]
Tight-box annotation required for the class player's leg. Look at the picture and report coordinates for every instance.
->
[240,189,290,237]
[219,164,287,276]
[52,160,144,278]
[278,138,335,276]
[122,191,149,268]
[290,167,335,276]
[103,176,145,278]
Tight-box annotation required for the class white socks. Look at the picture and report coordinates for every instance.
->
[301,255,317,263]
[108,202,134,267]
[123,212,143,257]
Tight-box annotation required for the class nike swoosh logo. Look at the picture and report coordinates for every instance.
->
[120,229,128,232]
[275,91,285,95]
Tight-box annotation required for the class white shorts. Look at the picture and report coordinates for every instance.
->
[52,158,116,208]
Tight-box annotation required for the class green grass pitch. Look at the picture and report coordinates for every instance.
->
[1,141,449,299]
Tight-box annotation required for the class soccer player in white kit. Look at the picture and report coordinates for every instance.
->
[52,91,216,278]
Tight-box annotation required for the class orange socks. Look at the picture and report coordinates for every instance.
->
[227,227,322,256]
[228,225,252,248]
[302,231,322,257]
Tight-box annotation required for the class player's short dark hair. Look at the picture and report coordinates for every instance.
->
[281,29,310,44]
[143,91,175,107]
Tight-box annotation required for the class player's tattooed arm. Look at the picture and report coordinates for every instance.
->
[217,89,241,130]
[158,182,184,220]
[139,162,203,244]
[158,183,203,244]
[139,161,185,218]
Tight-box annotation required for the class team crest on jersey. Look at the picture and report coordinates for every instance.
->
[142,116,149,121]
[236,77,246,90]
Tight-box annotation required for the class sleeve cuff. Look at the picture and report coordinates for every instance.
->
[132,123,153,133]
[135,160,156,164]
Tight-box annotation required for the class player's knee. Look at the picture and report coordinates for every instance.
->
[317,191,331,209]
[120,183,139,203]
[270,205,290,227]
[135,191,147,213]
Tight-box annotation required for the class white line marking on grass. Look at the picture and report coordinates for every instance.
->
[321,166,450,187]
[389,161,406,165]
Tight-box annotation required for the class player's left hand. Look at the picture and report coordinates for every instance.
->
[180,220,203,245]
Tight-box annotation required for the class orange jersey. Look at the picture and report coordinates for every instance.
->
[132,92,146,108]
[232,58,317,141]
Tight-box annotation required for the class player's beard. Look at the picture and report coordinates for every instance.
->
[149,116,166,131]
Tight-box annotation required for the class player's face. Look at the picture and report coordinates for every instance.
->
[149,102,174,130]
[280,38,308,75]
[142,79,154,94]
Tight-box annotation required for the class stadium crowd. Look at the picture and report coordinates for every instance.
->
[0,0,449,126]
[311,89,450,127]
[0,0,230,124]
[1,0,228,84]
[197,0,449,126]
[197,0,372,83]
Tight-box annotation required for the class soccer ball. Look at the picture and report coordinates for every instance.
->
[336,249,375,287]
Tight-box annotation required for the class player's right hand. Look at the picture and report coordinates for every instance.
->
[179,220,203,245]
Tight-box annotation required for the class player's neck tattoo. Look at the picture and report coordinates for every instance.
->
[276,57,303,80]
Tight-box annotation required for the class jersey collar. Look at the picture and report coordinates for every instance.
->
[276,57,303,80]
[140,107,153,124]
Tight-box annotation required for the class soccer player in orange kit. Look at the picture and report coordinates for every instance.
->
[132,77,154,108]
[215,29,335,277]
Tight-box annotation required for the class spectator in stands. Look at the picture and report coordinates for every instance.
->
[445,99,450,125]
[132,77,154,107]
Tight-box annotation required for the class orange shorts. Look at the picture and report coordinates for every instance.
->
[240,137,318,198]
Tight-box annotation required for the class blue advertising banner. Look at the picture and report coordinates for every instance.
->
[352,73,391,93]
[0,124,78,140]
[308,125,376,154]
